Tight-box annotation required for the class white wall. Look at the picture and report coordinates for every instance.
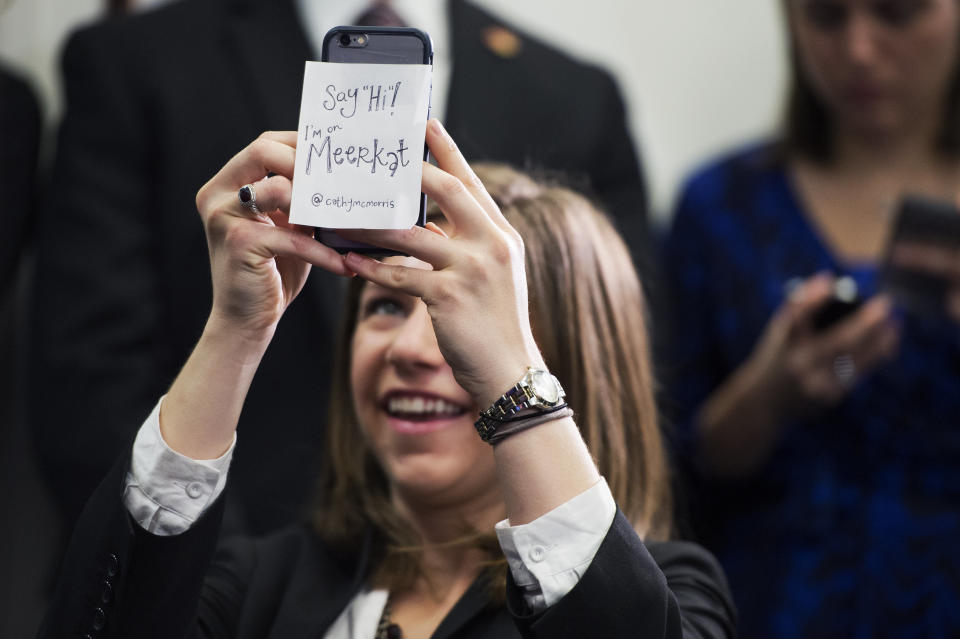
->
[478,0,789,222]
[0,0,789,222]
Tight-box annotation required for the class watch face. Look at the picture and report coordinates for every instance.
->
[530,369,560,404]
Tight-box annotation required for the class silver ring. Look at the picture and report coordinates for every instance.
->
[832,354,856,387]
[238,183,262,216]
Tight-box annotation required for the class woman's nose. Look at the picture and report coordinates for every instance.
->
[384,302,446,372]
[844,11,880,65]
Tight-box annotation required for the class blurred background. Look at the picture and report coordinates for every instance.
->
[0,0,787,221]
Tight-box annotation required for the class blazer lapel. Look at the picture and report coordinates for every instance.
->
[266,528,375,639]
[444,0,533,167]
[431,573,520,639]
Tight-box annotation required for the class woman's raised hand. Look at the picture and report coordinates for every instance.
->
[195,131,352,338]
[338,119,544,408]
[159,133,352,460]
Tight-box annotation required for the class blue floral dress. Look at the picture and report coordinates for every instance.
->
[663,144,960,639]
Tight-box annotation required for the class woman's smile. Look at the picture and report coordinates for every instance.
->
[380,389,470,435]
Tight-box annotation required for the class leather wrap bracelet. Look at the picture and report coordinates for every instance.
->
[475,405,573,445]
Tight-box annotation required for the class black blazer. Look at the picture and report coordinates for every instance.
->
[0,65,41,297]
[29,0,649,535]
[38,453,736,639]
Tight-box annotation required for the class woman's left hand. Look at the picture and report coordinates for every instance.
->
[339,119,543,408]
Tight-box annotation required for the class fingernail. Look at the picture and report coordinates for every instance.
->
[430,118,455,149]
[344,251,373,266]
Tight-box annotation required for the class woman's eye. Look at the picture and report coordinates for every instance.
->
[803,0,848,30]
[362,297,406,319]
[871,0,930,26]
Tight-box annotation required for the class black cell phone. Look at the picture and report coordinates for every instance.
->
[785,276,863,331]
[315,26,434,254]
[881,195,960,316]
[812,276,862,331]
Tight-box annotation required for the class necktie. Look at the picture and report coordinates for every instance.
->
[353,0,406,27]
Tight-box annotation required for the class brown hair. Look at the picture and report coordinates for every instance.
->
[313,164,673,593]
[782,3,960,162]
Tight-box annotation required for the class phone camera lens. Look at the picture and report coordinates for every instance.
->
[339,33,351,47]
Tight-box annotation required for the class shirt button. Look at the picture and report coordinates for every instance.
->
[185,482,205,499]
[529,545,547,563]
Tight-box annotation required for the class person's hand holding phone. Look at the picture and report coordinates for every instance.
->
[337,118,544,408]
[697,273,899,477]
[195,131,353,339]
[746,274,899,412]
[160,131,353,462]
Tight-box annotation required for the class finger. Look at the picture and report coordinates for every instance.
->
[420,162,499,237]
[848,321,900,373]
[343,251,431,298]
[255,224,354,277]
[424,221,448,237]
[426,119,501,220]
[810,295,892,364]
[781,272,835,330]
[259,130,298,148]
[336,225,456,269]
[204,174,294,227]
[213,135,298,196]
[243,174,292,218]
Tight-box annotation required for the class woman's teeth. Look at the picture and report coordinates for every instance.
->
[387,396,464,418]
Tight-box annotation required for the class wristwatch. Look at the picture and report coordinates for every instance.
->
[474,367,566,442]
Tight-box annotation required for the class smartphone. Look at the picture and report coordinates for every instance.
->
[316,26,434,254]
[881,195,960,316]
[784,276,863,331]
[811,279,862,331]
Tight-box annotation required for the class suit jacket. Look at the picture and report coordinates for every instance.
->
[38,453,736,639]
[29,0,649,536]
[0,65,41,298]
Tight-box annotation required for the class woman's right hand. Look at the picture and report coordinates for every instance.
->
[159,132,352,460]
[194,131,352,339]
[698,273,899,477]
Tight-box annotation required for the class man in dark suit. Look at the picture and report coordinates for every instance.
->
[30,0,649,536]
[0,65,41,302]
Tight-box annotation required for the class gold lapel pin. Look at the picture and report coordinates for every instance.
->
[483,26,522,59]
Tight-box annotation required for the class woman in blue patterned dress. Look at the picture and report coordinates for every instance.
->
[664,1,960,636]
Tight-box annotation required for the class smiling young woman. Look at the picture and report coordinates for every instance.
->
[38,123,735,639]
[316,164,675,603]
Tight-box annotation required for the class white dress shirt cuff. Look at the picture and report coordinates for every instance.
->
[495,477,616,612]
[122,396,236,536]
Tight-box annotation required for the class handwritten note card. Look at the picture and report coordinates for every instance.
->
[289,62,432,228]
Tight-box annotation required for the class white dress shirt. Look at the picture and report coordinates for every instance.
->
[124,398,616,638]
[293,0,451,121]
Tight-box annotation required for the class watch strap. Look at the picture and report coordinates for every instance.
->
[475,404,571,443]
